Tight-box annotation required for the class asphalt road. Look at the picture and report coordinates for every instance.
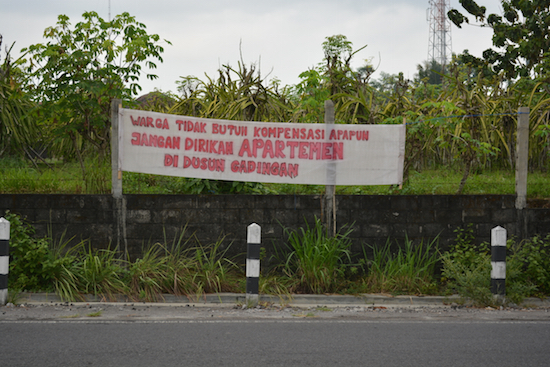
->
[2,303,550,367]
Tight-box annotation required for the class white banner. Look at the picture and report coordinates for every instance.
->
[118,108,405,186]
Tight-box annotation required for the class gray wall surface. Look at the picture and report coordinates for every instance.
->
[1,194,549,262]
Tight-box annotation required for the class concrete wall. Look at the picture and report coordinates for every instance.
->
[1,194,549,262]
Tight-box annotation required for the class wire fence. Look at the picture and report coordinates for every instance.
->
[405,111,526,126]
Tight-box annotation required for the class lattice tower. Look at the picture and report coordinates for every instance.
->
[427,0,453,69]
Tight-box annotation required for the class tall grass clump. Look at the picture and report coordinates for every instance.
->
[125,243,170,301]
[77,247,128,300]
[281,217,354,294]
[125,229,242,301]
[125,227,194,301]
[361,236,439,295]
[51,245,129,302]
[187,239,241,295]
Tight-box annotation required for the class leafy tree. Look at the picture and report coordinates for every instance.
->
[322,34,367,96]
[416,60,445,85]
[370,72,402,95]
[0,35,37,156]
[292,35,371,123]
[21,11,170,165]
[448,0,550,78]
[293,68,330,123]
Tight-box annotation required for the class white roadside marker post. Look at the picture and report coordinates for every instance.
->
[0,217,10,305]
[246,223,261,308]
[491,226,507,303]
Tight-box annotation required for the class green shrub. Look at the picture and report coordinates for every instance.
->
[362,236,439,295]
[282,217,353,294]
[125,243,168,302]
[5,211,56,291]
[77,247,128,300]
[509,234,550,296]
[441,225,501,306]
[441,225,545,307]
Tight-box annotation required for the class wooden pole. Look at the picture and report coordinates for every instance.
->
[111,99,123,199]
[399,116,406,190]
[324,100,336,237]
[111,99,126,258]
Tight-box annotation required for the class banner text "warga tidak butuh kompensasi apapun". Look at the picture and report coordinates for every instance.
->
[119,110,404,186]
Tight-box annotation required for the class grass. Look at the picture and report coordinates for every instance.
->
[316,306,333,312]
[2,210,243,303]
[360,237,440,295]
[281,217,354,294]
[61,314,81,319]
[292,312,317,318]
[1,156,549,197]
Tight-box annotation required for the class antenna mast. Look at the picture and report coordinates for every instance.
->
[427,0,452,70]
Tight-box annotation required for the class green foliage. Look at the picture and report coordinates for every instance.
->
[6,211,56,291]
[0,158,87,194]
[449,0,550,78]
[321,34,367,96]
[508,234,550,296]
[292,69,330,123]
[0,39,38,156]
[281,218,354,294]
[172,63,291,122]
[5,211,80,293]
[441,225,548,307]
[362,237,439,295]
[3,212,242,301]
[440,225,494,306]
[125,243,167,301]
[77,247,127,300]
[82,155,110,194]
[188,240,240,294]
[7,23,550,185]
[3,158,550,197]
[21,11,169,161]
[123,172,272,195]
[4,212,550,303]
[416,60,445,85]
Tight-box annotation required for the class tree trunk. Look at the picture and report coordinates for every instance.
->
[456,157,472,195]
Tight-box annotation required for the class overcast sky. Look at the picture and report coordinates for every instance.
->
[2,0,502,95]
